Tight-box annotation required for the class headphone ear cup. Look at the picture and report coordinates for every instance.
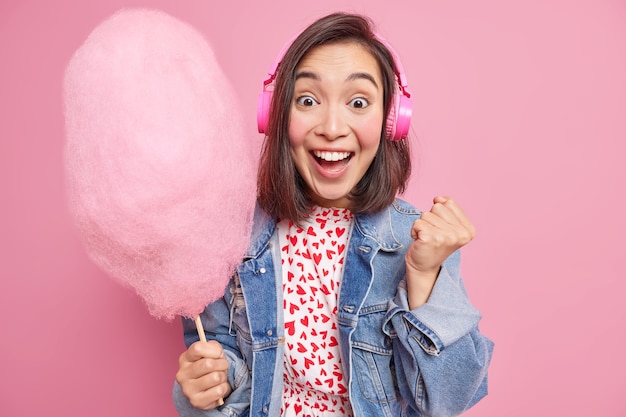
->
[385,93,400,141]
[257,90,273,134]
[385,93,412,141]
[392,94,412,141]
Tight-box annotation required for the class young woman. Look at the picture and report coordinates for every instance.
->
[174,12,493,417]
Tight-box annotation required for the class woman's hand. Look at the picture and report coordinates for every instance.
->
[176,340,232,410]
[405,196,476,309]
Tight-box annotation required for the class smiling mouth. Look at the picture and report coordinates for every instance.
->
[312,150,352,172]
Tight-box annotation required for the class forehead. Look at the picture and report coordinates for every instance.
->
[295,41,382,82]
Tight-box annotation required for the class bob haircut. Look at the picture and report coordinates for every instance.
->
[257,12,412,222]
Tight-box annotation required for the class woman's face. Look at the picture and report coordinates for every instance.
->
[288,41,384,208]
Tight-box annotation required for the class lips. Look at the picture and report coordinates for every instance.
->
[312,150,352,173]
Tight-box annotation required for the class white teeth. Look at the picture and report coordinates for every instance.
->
[313,150,351,162]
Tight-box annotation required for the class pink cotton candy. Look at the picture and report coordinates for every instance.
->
[63,9,257,320]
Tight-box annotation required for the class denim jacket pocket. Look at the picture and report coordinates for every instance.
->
[350,304,398,403]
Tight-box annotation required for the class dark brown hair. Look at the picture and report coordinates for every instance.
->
[257,12,412,221]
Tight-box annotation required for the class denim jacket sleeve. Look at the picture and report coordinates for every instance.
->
[172,279,252,417]
[383,250,494,416]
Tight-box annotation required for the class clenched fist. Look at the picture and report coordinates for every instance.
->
[176,340,232,410]
[405,196,476,308]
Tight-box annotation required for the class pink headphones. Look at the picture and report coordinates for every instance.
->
[257,34,413,141]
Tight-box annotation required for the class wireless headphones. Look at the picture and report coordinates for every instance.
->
[257,34,413,141]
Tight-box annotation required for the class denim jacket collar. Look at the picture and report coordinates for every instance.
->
[245,202,409,259]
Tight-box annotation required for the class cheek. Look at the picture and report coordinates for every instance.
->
[357,113,384,149]
[288,111,307,148]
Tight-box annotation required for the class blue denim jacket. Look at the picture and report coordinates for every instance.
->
[173,199,493,417]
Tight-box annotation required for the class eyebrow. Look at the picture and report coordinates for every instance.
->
[295,71,379,89]
[295,71,320,81]
[346,72,379,88]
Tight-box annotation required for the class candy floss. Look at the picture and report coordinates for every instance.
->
[63,9,256,322]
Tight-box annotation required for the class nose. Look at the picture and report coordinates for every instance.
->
[314,104,349,140]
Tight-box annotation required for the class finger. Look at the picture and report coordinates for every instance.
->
[185,340,225,362]
[425,203,459,227]
[197,367,228,386]
[437,198,476,237]
[435,197,465,221]
[413,211,474,247]
[188,380,231,410]
[410,218,425,239]
[410,217,444,241]
[433,195,449,204]
[431,197,475,233]
[418,210,452,231]
[177,358,229,386]
[192,356,229,377]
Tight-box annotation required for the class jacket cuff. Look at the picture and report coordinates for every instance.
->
[384,262,482,354]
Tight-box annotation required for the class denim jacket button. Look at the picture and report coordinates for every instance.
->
[259,267,267,274]
[267,329,273,336]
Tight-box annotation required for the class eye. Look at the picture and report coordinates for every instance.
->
[349,97,369,109]
[296,95,318,107]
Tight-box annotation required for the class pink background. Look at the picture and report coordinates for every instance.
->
[1,0,625,415]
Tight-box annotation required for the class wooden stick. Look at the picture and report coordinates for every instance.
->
[194,315,224,406]
[194,315,207,342]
